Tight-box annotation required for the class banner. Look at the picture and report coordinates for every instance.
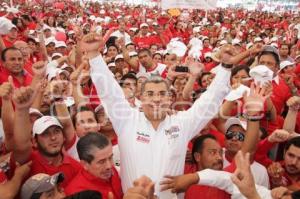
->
[161,0,217,10]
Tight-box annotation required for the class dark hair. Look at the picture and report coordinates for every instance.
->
[258,51,280,66]
[192,134,217,162]
[231,65,250,78]
[21,14,31,22]
[120,72,137,87]
[72,106,98,127]
[67,190,102,199]
[138,48,152,56]
[198,72,212,87]
[1,47,22,61]
[285,136,300,152]
[106,36,118,47]
[12,17,22,27]
[77,132,110,163]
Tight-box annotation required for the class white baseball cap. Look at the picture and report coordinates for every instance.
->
[224,117,247,133]
[129,51,138,57]
[32,116,62,136]
[280,60,295,71]
[232,38,241,46]
[55,41,67,48]
[45,37,56,46]
[115,54,124,61]
[254,37,263,43]
[140,23,149,28]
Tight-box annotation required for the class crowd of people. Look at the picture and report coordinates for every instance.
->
[0,0,300,199]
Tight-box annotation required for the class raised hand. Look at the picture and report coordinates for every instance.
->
[32,61,47,77]
[12,86,36,110]
[268,129,291,143]
[243,82,270,117]
[231,151,260,199]
[185,56,203,77]
[80,32,103,56]
[14,161,32,179]
[0,76,14,100]
[286,96,300,111]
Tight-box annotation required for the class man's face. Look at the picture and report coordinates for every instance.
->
[203,39,210,48]
[138,51,153,69]
[119,21,126,32]
[126,44,135,52]
[96,108,113,132]
[75,111,99,138]
[280,45,289,57]
[82,145,114,180]
[258,54,279,75]
[46,43,56,56]
[115,58,125,69]
[225,125,245,154]
[56,47,66,55]
[141,82,171,121]
[40,186,65,199]
[150,45,158,55]
[3,49,24,75]
[7,28,18,40]
[14,41,32,59]
[122,78,137,94]
[36,126,64,157]
[194,139,223,170]
[284,145,300,175]
[141,26,149,35]
[164,54,177,67]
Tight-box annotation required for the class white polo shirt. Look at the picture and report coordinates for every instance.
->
[90,56,231,197]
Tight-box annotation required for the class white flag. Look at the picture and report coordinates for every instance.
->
[161,0,217,10]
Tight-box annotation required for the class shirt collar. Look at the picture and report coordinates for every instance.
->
[273,75,279,85]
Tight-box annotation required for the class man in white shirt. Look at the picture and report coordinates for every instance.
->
[80,34,260,198]
[111,20,131,44]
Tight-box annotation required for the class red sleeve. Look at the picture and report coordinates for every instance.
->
[254,138,274,167]
[0,170,7,184]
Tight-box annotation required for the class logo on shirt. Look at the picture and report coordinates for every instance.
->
[136,131,150,144]
[165,126,180,140]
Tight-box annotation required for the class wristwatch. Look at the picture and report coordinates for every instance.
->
[221,63,234,69]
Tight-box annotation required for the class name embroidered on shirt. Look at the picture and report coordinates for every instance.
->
[165,126,180,136]
[136,135,150,144]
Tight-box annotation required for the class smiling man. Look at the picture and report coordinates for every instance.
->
[80,33,235,198]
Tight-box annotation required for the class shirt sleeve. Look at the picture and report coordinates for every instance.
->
[89,55,136,136]
[197,169,273,199]
[177,66,231,141]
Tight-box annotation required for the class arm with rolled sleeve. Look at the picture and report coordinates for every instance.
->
[89,55,135,135]
[178,66,231,141]
[197,169,272,199]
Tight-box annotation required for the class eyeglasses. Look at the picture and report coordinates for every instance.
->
[143,91,169,98]
[225,131,245,141]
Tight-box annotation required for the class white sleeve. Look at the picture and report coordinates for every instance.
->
[197,169,273,199]
[177,66,231,141]
[89,55,136,136]
[197,169,234,194]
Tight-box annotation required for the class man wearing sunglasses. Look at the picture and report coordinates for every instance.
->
[223,117,270,189]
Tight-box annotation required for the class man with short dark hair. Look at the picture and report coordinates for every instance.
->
[268,136,300,190]
[137,49,167,78]
[65,133,122,199]
[0,47,32,87]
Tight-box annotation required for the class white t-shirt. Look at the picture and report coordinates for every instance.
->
[223,149,270,188]
[139,63,167,76]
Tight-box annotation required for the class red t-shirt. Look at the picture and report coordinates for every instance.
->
[185,185,231,199]
[0,67,32,87]
[65,167,123,199]
[271,78,292,115]
[0,170,7,184]
[10,151,82,188]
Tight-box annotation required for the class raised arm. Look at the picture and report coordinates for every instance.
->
[80,33,135,135]
[283,96,300,133]
[0,77,14,151]
[12,86,36,164]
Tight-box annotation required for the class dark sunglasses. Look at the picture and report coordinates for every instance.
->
[225,131,245,141]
